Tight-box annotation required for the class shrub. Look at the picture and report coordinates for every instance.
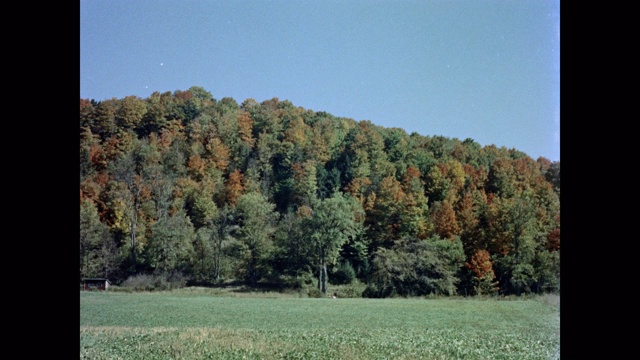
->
[307,287,324,298]
[268,272,315,289]
[333,281,366,298]
[121,271,188,291]
[362,283,395,298]
[330,261,356,285]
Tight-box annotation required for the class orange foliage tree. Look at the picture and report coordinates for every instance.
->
[465,249,499,295]
[225,169,245,205]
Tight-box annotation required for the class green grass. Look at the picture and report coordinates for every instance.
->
[80,288,560,359]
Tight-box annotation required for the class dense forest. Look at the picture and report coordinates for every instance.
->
[80,86,560,297]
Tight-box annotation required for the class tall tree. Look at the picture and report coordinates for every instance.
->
[225,169,245,205]
[140,91,171,136]
[488,194,538,295]
[93,98,119,139]
[398,166,430,239]
[145,209,195,274]
[209,205,238,282]
[306,192,363,294]
[80,199,110,280]
[272,208,314,286]
[80,98,96,130]
[291,160,319,207]
[109,139,152,272]
[234,192,279,284]
[116,95,147,132]
[430,200,460,240]
[236,110,256,147]
[543,160,560,196]
[192,227,215,284]
[366,176,405,251]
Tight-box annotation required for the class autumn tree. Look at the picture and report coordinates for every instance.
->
[225,169,245,205]
[425,160,466,205]
[79,89,559,294]
[430,200,460,240]
[80,98,96,129]
[116,95,147,132]
[456,189,487,258]
[366,176,406,251]
[465,249,499,295]
[488,194,538,295]
[398,166,430,239]
[283,113,310,149]
[108,139,153,273]
[236,110,255,147]
[291,160,319,207]
[546,221,560,251]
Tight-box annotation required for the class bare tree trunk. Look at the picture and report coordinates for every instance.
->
[130,220,137,271]
[129,182,142,273]
[214,237,222,281]
[318,247,328,294]
[318,247,324,291]
[322,263,328,294]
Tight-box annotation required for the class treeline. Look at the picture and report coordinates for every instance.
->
[80,86,560,296]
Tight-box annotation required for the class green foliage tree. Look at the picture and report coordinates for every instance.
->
[544,161,560,196]
[108,141,152,273]
[271,208,314,287]
[531,249,560,293]
[306,192,363,294]
[209,205,238,282]
[191,227,215,284]
[234,192,279,284]
[80,199,113,280]
[366,235,465,297]
[93,98,119,139]
[145,209,195,274]
[140,91,171,136]
[186,188,218,229]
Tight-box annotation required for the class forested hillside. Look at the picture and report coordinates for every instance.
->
[80,86,560,296]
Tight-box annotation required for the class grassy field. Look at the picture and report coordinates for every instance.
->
[80,287,560,359]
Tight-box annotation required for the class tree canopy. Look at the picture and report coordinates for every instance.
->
[80,88,560,296]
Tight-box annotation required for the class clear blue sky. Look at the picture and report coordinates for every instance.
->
[80,0,560,162]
